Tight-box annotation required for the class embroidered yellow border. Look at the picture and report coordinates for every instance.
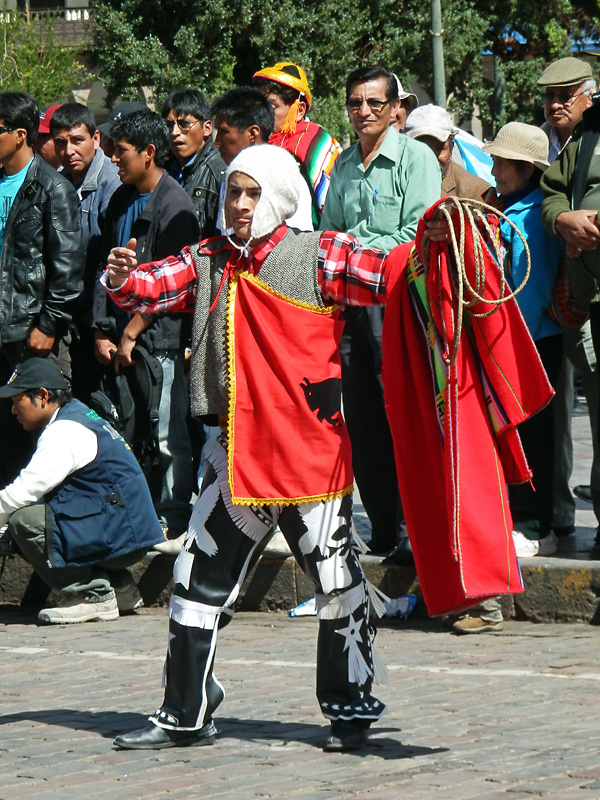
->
[226,270,352,506]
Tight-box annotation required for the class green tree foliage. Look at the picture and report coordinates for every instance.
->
[91,0,600,139]
[0,8,92,107]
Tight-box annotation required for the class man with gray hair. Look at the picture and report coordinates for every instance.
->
[538,56,596,163]
[538,58,600,549]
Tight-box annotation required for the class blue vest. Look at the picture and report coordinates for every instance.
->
[45,399,164,568]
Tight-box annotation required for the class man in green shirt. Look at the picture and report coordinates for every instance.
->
[321,65,440,557]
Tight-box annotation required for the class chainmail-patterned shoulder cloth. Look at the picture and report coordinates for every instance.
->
[189,229,323,418]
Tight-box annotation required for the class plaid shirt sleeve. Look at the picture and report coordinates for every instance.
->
[102,246,198,314]
[318,231,388,306]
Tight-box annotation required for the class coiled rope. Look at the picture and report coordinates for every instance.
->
[418,196,532,366]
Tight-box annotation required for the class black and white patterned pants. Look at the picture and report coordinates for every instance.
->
[151,437,385,731]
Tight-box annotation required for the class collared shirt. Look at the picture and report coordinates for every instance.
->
[541,121,572,164]
[320,126,441,251]
[103,225,389,313]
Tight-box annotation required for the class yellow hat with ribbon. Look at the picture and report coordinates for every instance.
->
[253,62,312,134]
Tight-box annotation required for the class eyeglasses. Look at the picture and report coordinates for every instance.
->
[542,89,586,107]
[165,118,200,133]
[346,98,390,113]
[0,125,14,135]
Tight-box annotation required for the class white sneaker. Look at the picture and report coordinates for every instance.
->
[537,531,558,556]
[512,530,539,557]
[262,529,292,558]
[38,590,119,624]
[152,530,187,555]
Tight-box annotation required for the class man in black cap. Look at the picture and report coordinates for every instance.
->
[0,358,163,624]
[97,101,148,159]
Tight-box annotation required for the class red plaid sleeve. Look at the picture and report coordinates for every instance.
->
[317,231,388,306]
[103,246,198,314]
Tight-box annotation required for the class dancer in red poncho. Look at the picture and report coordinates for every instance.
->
[101,145,551,755]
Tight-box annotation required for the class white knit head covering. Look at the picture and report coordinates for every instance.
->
[219,144,301,241]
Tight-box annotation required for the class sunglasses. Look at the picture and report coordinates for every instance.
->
[346,98,390,113]
[165,118,200,133]
[542,90,586,107]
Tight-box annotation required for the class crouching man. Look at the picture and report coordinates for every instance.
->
[0,358,164,623]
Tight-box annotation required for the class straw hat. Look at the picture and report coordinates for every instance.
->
[482,122,550,171]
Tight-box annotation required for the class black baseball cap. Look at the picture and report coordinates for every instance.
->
[98,101,148,138]
[0,359,69,399]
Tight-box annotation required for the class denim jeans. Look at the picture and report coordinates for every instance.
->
[154,350,193,532]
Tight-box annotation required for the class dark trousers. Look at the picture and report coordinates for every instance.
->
[339,307,402,550]
[509,333,564,539]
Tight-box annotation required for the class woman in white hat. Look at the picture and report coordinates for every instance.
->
[483,122,564,559]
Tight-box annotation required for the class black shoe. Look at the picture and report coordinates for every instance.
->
[113,720,217,750]
[367,538,395,556]
[553,524,576,538]
[323,719,369,752]
[381,537,414,567]
[574,485,593,504]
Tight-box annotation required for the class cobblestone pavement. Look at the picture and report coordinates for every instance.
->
[1,608,600,800]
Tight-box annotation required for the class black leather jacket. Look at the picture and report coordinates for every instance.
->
[169,141,226,238]
[0,154,84,345]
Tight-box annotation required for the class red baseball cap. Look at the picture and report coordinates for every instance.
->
[38,104,62,134]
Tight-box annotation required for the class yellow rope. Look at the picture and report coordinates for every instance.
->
[419,196,532,366]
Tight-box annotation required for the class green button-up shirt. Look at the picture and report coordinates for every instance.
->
[320,126,441,251]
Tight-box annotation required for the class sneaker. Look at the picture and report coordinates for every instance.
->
[452,615,503,635]
[512,530,539,557]
[512,530,557,558]
[152,529,187,555]
[110,569,143,614]
[38,590,119,624]
[262,529,292,558]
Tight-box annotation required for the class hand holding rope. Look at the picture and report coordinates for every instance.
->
[420,196,532,366]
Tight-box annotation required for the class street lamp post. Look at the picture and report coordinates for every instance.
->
[431,0,447,108]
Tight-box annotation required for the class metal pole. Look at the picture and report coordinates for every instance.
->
[431,0,447,108]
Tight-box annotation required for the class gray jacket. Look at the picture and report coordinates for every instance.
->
[66,147,120,308]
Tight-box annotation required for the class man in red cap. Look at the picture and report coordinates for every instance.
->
[33,103,62,169]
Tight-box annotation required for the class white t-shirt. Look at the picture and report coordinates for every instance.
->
[0,408,98,527]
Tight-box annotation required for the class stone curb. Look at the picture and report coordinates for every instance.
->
[2,551,600,624]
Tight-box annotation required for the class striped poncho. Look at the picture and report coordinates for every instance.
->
[270,121,342,224]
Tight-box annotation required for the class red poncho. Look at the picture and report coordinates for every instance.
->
[382,202,553,616]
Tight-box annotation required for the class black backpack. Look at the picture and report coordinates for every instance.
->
[90,345,163,495]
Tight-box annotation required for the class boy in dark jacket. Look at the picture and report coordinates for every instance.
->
[92,110,200,539]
